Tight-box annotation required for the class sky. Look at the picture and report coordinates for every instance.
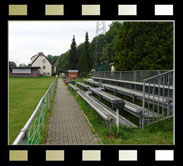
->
[9,21,113,65]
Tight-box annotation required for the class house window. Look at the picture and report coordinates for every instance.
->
[43,66,46,69]
[43,59,46,63]
[47,72,50,75]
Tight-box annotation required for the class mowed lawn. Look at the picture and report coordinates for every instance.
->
[9,77,55,144]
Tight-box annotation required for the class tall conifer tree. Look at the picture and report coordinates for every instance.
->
[79,32,93,73]
[69,35,78,69]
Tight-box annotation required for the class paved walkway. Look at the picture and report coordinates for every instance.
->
[46,79,99,145]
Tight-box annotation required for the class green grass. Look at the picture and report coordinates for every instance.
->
[9,77,56,144]
[39,80,57,144]
[68,86,173,144]
[70,78,84,84]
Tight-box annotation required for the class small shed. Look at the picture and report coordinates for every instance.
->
[11,67,41,77]
[68,70,78,80]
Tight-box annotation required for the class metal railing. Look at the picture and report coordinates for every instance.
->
[93,70,168,83]
[12,79,57,145]
[141,70,174,127]
[78,72,91,78]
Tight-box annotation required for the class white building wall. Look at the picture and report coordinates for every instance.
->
[32,55,52,76]
[53,66,56,73]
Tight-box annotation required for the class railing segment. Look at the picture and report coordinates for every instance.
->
[93,70,167,83]
[141,70,174,127]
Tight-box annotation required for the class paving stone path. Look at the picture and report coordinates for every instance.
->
[46,79,99,145]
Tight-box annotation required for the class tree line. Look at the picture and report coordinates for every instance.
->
[54,22,173,73]
[9,22,173,73]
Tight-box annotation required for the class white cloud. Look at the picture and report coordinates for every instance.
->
[9,21,112,65]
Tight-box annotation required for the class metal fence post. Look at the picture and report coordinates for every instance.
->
[48,91,50,111]
[53,83,55,96]
[134,71,137,82]
[142,81,145,127]
[139,112,142,128]
[50,85,52,101]
[116,109,119,132]
[51,85,53,100]
[120,72,122,80]
[41,99,45,132]
[173,70,175,115]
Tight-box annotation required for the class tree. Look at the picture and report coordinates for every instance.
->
[113,22,173,71]
[9,61,16,72]
[55,51,70,73]
[78,32,93,73]
[103,22,123,64]
[77,43,84,72]
[47,55,59,65]
[91,22,123,68]
[19,63,27,67]
[92,34,106,66]
[54,22,173,74]
[69,35,78,69]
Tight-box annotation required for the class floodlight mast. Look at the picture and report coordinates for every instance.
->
[94,21,108,70]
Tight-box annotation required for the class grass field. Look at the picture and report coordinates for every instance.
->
[9,77,55,144]
[68,86,173,145]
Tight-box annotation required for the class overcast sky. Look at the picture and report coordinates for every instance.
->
[9,21,113,65]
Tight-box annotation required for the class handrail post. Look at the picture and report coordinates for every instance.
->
[173,70,175,115]
[116,109,119,132]
[120,72,122,80]
[41,99,45,132]
[53,83,54,97]
[142,81,145,128]
[134,71,137,82]
[48,90,50,111]
[51,85,53,100]
[52,83,54,98]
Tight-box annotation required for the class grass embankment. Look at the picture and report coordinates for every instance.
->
[39,80,57,144]
[70,78,85,84]
[9,77,56,144]
[68,84,173,144]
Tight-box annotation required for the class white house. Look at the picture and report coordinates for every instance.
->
[31,52,53,76]
[11,52,56,77]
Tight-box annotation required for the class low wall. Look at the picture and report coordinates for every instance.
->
[11,73,41,77]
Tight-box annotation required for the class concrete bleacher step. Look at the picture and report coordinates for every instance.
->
[76,82,89,90]
[124,100,161,118]
[69,83,137,128]
[89,95,138,128]
[84,80,163,118]
[75,81,162,126]
[84,79,101,86]
[88,83,160,119]
[89,87,125,110]
[78,90,113,121]
[93,76,173,90]
[103,83,172,104]
[69,83,79,91]
[84,79,172,105]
